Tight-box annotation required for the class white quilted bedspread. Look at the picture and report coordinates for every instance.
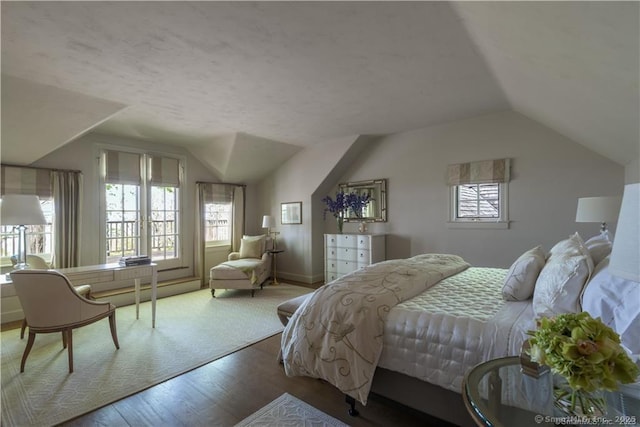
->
[377,267,534,394]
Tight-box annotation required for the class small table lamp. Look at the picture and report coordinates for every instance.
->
[609,183,639,282]
[1,194,47,269]
[262,214,279,249]
[576,196,621,240]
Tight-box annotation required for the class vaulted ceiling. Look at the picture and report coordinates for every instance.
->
[1,2,638,181]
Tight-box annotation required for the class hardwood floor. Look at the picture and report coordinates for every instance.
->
[54,333,456,427]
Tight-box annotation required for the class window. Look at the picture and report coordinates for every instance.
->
[447,158,510,229]
[203,201,232,245]
[450,183,508,227]
[102,149,183,268]
[0,198,54,261]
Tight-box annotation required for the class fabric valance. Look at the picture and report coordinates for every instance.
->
[105,150,141,185]
[446,158,510,186]
[1,165,52,197]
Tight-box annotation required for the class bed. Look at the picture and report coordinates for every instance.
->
[279,232,639,426]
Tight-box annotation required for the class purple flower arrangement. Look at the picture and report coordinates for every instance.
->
[322,191,371,219]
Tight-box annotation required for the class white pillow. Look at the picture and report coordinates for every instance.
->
[582,256,640,354]
[239,235,265,259]
[533,233,594,317]
[584,234,612,266]
[502,246,546,301]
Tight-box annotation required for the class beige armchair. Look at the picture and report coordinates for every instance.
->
[10,269,120,373]
[209,235,273,297]
[11,255,93,339]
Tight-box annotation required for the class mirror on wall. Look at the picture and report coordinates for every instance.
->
[339,178,387,222]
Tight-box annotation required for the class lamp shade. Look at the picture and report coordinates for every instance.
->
[262,215,276,229]
[609,183,640,282]
[0,195,46,225]
[575,196,621,223]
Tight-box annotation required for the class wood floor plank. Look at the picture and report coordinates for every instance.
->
[60,334,455,427]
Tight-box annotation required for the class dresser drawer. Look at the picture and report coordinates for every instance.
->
[356,250,371,267]
[357,236,371,250]
[337,260,357,275]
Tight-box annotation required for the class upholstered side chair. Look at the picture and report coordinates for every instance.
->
[11,255,93,339]
[10,270,119,373]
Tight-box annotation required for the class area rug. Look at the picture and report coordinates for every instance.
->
[235,393,349,427]
[1,284,311,427]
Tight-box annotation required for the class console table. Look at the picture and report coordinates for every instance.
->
[59,263,158,327]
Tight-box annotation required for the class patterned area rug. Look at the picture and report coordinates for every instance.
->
[235,393,349,427]
[1,284,311,427]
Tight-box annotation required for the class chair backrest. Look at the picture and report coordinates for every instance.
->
[10,270,107,329]
[26,255,50,269]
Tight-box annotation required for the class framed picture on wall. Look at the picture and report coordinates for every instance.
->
[281,202,302,224]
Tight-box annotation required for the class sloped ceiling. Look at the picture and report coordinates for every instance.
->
[1,2,638,179]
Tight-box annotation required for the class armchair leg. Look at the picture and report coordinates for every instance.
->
[20,331,36,373]
[20,319,27,339]
[211,289,216,298]
[109,312,120,349]
[66,329,74,373]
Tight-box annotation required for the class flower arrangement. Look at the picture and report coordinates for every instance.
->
[322,191,371,219]
[527,312,639,415]
[322,191,371,232]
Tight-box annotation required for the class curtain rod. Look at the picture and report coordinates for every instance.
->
[1,163,82,174]
[196,181,246,187]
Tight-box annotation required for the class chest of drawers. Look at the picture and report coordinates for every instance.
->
[324,234,385,283]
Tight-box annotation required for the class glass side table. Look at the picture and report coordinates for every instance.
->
[463,356,640,427]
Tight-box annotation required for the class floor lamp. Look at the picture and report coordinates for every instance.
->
[1,194,47,270]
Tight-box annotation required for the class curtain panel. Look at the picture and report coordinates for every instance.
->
[446,158,510,186]
[52,171,83,268]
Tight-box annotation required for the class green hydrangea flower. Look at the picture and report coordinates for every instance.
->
[527,312,639,392]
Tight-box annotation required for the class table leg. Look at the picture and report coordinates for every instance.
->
[134,278,140,319]
[151,267,157,328]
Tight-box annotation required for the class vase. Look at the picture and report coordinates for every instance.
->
[336,217,344,234]
[358,221,367,234]
[553,377,607,417]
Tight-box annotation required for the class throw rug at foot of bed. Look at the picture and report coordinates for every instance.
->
[280,253,470,405]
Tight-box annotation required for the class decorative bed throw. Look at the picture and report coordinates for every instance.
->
[281,254,469,405]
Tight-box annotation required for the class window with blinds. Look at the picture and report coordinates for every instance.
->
[103,149,183,267]
[447,159,510,228]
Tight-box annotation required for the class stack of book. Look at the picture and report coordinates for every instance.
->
[118,255,151,267]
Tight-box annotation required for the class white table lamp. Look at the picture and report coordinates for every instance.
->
[576,196,622,239]
[262,214,279,249]
[609,183,640,282]
[1,194,47,269]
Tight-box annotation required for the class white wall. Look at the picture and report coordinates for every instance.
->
[331,111,624,268]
